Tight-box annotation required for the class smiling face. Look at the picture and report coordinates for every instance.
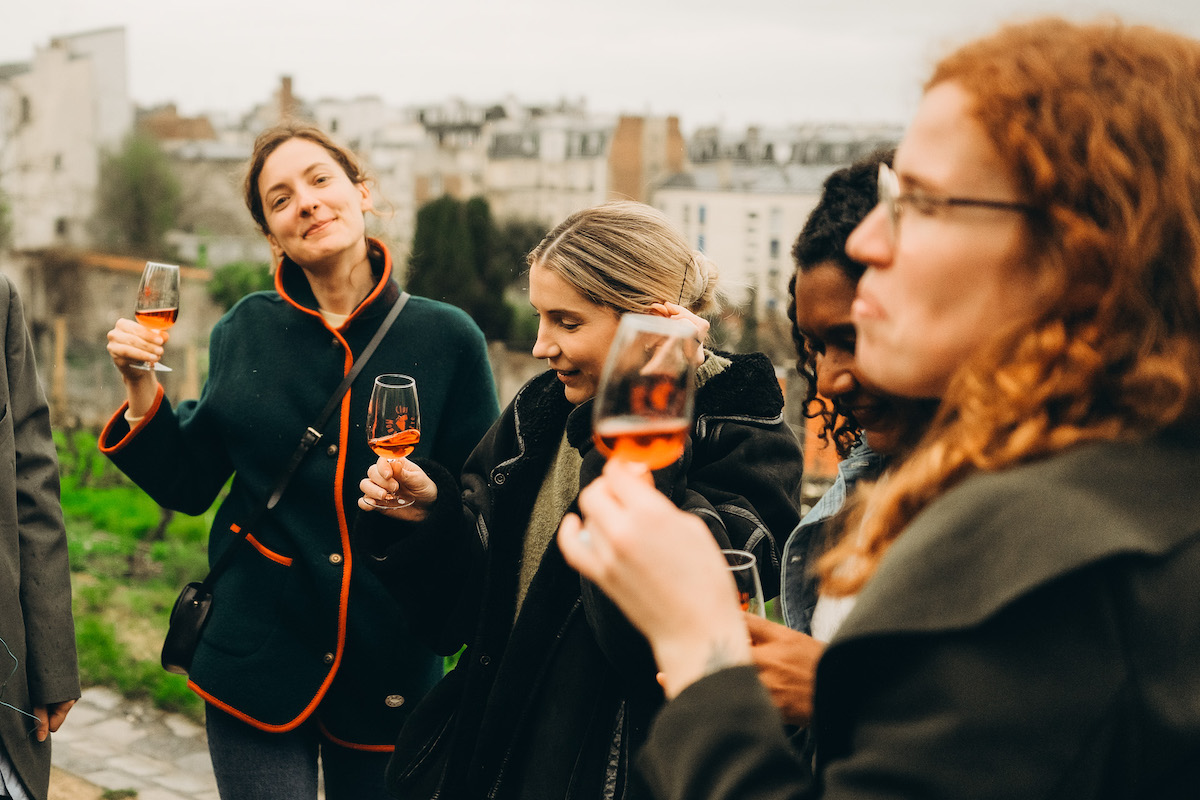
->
[528,260,622,405]
[257,137,372,268]
[794,262,934,456]
[846,81,1038,399]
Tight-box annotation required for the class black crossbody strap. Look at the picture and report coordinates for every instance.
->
[202,291,410,587]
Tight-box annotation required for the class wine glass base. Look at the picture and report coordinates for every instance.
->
[362,497,415,509]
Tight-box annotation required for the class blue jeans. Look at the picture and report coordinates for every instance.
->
[205,704,392,800]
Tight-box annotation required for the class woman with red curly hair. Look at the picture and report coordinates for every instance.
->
[560,17,1200,799]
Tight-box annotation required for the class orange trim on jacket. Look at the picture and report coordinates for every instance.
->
[232,525,294,566]
[319,720,396,752]
[98,383,166,455]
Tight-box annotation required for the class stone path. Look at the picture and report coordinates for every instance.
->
[51,686,218,800]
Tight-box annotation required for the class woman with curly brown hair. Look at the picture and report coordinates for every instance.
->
[559,17,1200,799]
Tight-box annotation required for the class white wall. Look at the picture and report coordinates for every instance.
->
[654,187,819,315]
[0,28,132,252]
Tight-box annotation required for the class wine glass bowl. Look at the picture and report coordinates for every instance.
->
[722,549,766,618]
[131,261,181,372]
[365,374,421,509]
[593,313,698,470]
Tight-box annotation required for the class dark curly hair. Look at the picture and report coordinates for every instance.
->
[787,148,894,457]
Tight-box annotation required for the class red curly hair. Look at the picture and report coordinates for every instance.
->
[820,17,1200,595]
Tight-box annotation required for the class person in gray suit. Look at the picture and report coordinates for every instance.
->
[0,274,79,800]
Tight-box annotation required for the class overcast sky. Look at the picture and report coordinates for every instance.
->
[6,0,1200,132]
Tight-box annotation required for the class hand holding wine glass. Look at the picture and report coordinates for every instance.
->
[363,374,421,509]
[593,313,698,470]
[130,261,180,372]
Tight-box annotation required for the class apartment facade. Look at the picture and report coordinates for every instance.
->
[0,27,132,253]
[654,123,902,314]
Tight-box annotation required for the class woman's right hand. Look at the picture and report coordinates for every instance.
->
[358,457,438,520]
[107,318,169,379]
[106,318,165,418]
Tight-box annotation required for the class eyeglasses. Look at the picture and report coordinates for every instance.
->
[877,163,1036,244]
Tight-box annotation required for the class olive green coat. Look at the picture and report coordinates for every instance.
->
[0,276,79,800]
[642,432,1200,799]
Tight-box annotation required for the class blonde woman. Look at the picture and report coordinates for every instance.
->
[357,201,804,799]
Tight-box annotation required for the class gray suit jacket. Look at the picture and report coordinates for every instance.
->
[0,275,80,800]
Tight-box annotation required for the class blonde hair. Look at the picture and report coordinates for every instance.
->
[528,201,719,315]
[819,18,1200,595]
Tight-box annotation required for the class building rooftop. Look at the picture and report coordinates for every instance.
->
[0,61,31,81]
[657,162,837,194]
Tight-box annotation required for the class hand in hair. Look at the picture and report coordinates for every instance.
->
[650,302,708,366]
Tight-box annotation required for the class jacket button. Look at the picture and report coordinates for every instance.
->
[479,654,491,666]
[326,444,338,457]
[492,472,506,485]
[331,338,340,349]
[323,652,335,664]
[329,553,343,565]
[385,695,405,708]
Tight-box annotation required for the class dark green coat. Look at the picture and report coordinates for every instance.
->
[100,242,499,748]
[0,275,79,800]
[641,432,1200,799]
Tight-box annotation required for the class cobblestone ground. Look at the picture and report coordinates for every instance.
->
[51,686,217,800]
[50,686,335,800]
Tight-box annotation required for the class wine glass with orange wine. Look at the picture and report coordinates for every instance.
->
[723,549,766,617]
[131,261,180,372]
[592,313,698,470]
[364,374,421,508]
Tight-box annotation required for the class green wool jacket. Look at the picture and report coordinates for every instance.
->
[641,431,1200,799]
[100,241,499,748]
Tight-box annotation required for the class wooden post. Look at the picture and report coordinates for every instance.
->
[182,342,200,402]
[52,316,68,424]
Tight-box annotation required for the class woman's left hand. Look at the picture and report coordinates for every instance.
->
[558,459,750,698]
[649,302,708,365]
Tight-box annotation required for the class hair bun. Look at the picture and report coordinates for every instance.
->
[687,251,720,314]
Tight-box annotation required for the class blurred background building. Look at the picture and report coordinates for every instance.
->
[0,26,899,487]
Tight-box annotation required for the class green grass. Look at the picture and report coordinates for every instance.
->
[59,428,214,722]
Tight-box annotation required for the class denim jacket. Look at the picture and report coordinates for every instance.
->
[780,440,885,633]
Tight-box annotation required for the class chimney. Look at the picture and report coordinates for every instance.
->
[280,76,295,122]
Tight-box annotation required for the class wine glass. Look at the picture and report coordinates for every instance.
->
[592,313,698,470]
[723,549,767,618]
[364,374,421,509]
[131,261,180,372]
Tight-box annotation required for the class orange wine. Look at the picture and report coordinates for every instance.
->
[368,428,421,460]
[136,307,179,331]
[738,591,752,612]
[593,417,688,470]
